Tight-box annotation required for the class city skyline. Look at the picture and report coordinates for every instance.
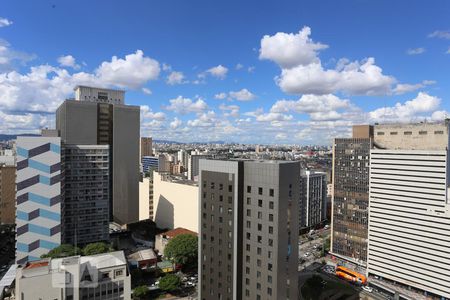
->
[0,0,449,145]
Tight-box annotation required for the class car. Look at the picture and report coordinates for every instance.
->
[362,286,373,293]
[324,225,330,229]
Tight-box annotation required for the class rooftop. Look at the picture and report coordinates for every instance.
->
[158,227,198,238]
[128,248,157,262]
[23,260,49,270]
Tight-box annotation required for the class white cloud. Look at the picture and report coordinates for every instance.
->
[187,111,217,127]
[275,133,287,140]
[368,92,441,123]
[205,64,228,79]
[219,104,240,117]
[271,94,350,114]
[229,88,256,101]
[428,30,450,39]
[164,96,208,114]
[259,26,328,68]
[0,18,12,28]
[0,39,35,71]
[406,48,425,55]
[141,105,166,121]
[255,112,293,122]
[260,27,397,96]
[142,87,152,95]
[235,63,243,70]
[95,50,160,89]
[166,71,186,85]
[431,110,449,121]
[57,55,80,69]
[393,80,435,95]
[162,63,172,71]
[170,117,182,129]
[214,92,227,100]
[247,66,255,73]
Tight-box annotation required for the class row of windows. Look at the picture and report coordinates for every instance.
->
[203,181,233,192]
[376,130,444,136]
[247,186,275,197]
[247,197,275,209]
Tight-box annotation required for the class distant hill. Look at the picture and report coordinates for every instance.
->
[0,134,40,141]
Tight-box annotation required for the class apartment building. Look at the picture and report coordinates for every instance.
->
[140,137,153,159]
[62,145,110,246]
[367,121,450,299]
[15,251,131,300]
[199,159,299,300]
[331,125,373,265]
[56,86,140,225]
[15,137,62,264]
[299,170,327,229]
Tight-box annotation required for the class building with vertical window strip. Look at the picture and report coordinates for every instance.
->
[299,170,327,229]
[15,136,62,264]
[198,159,299,300]
[367,121,450,299]
[331,125,373,266]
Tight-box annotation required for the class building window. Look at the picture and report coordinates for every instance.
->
[269,189,274,197]
[219,183,223,190]
[246,255,250,263]
[268,275,272,283]
[219,195,223,202]
[377,132,385,135]
[246,197,251,205]
[247,232,251,240]
[257,259,261,267]
[419,131,428,135]
[404,131,412,135]
[268,287,272,295]
[257,236,262,243]
[258,223,262,231]
[246,221,251,228]
[269,226,273,234]
[258,212,262,219]
[247,186,251,193]
[246,244,250,251]
[257,283,261,290]
[268,263,273,271]
[268,239,273,246]
[258,187,263,195]
[269,201,274,209]
[228,185,233,192]
[211,182,215,189]
[247,209,251,217]
[258,199,263,207]
[435,130,444,134]
[390,131,398,135]
[269,214,273,222]
[246,267,250,274]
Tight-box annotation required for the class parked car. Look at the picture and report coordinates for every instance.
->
[362,286,373,293]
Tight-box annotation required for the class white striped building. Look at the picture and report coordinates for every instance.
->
[368,122,450,299]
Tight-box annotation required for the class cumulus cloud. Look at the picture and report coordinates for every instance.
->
[0,18,12,27]
[235,63,244,70]
[170,117,182,129]
[204,64,228,79]
[260,27,397,96]
[214,92,227,100]
[255,112,293,122]
[393,80,435,95]
[57,55,80,69]
[219,104,240,117]
[271,94,350,114]
[166,71,186,85]
[141,105,166,121]
[406,48,425,55]
[187,111,217,127]
[0,39,36,72]
[428,30,450,39]
[259,26,328,68]
[229,88,256,101]
[164,96,208,114]
[368,92,441,123]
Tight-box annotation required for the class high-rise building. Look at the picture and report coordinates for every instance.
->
[299,170,327,229]
[142,156,159,174]
[56,86,140,225]
[367,122,450,299]
[140,137,152,158]
[15,251,131,300]
[189,154,211,181]
[16,137,62,264]
[0,163,16,224]
[62,145,110,246]
[177,149,188,169]
[331,125,373,266]
[199,160,299,300]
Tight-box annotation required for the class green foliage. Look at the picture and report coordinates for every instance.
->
[82,242,112,256]
[158,274,181,292]
[324,237,331,251]
[133,285,149,299]
[164,234,198,266]
[41,244,80,259]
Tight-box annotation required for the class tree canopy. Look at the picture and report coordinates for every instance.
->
[163,234,198,266]
[82,242,113,256]
[132,285,149,299]
[41,244,80,259]
[158,274,181,292]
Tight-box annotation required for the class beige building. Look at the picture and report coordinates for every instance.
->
[152,171,199,232]
[0,164,15,224]
[139,177,154,220]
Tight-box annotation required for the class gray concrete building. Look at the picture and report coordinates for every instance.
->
[56,86,140,224]
[331,125,373,266]
[62,145,110,246]
[299,170,327,229]
[367,121,450,299]
[199,159,299,300]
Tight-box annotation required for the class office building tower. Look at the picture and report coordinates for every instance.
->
[331,125,373,265]
[62,145,110,246]
[199,160,299,300]
[367,121,450,299]
[0,163,16,224]
[299,170,327,229]
[158,154,170,173]
[142,156,159,174]
[15,251,131,300]
[140,137,152,158]
[16,137,62,264]
[189,154,211,181]
[56,86,140,224]
[177,149,188,169]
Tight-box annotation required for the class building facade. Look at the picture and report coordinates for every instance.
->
[56,86,140,225]
[16,137,62,264]
[331,125,373,265]
[299,170,327,229]
[142,156,159,174]
[199,160,299,300]
[62,145,110,246]
[140,137,152,159]
[15,251,131,300]
[367,122,450,299]
[0,164,16,224]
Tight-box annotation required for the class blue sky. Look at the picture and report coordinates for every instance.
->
[0,0,449,144]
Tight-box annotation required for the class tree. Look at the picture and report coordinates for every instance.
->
[158,274,181,292]
[41,244,80,259]
[132,285,149,299]
[164,234,198,267]
[82,242,113,256]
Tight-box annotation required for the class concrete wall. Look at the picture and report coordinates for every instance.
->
[152,172,198,233]
[139,178,150,221]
